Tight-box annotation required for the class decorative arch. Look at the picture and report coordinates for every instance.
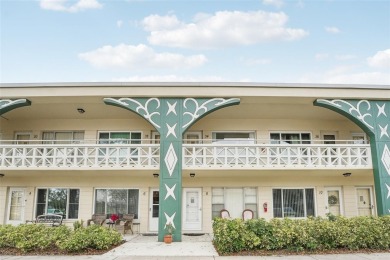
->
[314,99,390,216]
[0,99,31,116]
[104,97,240,241]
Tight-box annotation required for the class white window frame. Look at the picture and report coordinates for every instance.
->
[93,188,140,220]
[35,187,80,219]
[272,187,316,219]
[14,132,32,144]
[351,133,367,144]
[42,131,84,144]
[97,131,142,144]
[211,187,258,219]
[270,131,312,144]
[212,131,256,144]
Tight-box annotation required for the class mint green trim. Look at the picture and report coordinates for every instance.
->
[0,99,31,116]
[104,97,240,241]
[314,99,390,216]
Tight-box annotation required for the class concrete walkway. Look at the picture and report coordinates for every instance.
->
[1,233,389,259]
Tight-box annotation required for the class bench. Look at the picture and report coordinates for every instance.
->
[26,214,63,227]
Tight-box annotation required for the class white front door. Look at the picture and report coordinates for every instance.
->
[325,187,343,216]
[149,188,159,232]
[7,188,26,225]
[356,187,374,216]
[183,188,202,230]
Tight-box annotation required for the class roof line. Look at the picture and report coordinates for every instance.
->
[0,82,389,90]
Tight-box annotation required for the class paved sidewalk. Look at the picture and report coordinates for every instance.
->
[1,233,389,259]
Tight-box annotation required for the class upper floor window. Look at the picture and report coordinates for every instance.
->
[98,132,141,144]
[42,131,84,144]
[36,188,80,219]
[212,132,255,144]
[270,132,311,144]
[351,133,367,144]
[152,131,202,144]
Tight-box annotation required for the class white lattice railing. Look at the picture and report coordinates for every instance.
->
[182,144,372,169]
[0,142,372,170]
[0,144,160,169]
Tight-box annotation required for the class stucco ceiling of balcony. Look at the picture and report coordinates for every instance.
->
[2,169,373,183]
[1,96,347,121]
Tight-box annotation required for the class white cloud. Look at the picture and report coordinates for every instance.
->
[40,0,102,13]
[241,58,271,65]
[315,53,356,61]
[296,0,305,8]
[300,64,390,85]
[325,71,390,85]
[143,10,308,49]
[78,44,207,69]
[367,49,390,68]
[142,14,182,31]
[325,26,341,34]
[262,0,284,8]
[335,54,356,61]
[117,20,123,28]
[112,75,227,82]
[315,53,329,61]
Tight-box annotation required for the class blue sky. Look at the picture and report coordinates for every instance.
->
[1,0,389,84]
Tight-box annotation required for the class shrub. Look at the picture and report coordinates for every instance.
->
[0,224,122,253]
[213,218,260,254]
[213,216,390,254]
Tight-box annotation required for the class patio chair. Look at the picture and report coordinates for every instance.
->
[87,214,107,226]
[115,213,135,234]
[220,209,230,219]
[242,209,254,221]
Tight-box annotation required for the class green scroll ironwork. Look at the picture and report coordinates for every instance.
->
[104,97,240,241]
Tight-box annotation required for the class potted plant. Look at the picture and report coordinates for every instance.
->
[163,222,174,244]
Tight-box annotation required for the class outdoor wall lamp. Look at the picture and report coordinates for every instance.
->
[190,173,195,178]
[77,108,85,114]
[153,173,159,178]
[0,173,4,177]
[343,172,352,177]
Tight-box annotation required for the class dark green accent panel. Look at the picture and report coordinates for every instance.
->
[104,97,240,241]
[0,99,31,116]
[314,99,390,216]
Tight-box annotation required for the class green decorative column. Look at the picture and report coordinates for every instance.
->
[0,99,31,115]
[314,99,390,215]
[104,97,240,241]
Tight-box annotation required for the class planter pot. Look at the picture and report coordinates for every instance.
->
[164,234,173,244]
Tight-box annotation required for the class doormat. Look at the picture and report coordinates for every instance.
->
[141,233,158,236]
[183,233,205,236]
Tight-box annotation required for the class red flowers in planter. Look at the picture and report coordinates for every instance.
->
[110,214,119,222]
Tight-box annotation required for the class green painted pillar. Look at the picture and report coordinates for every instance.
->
[0,99,31,115]
[314,99,390,215]
[104,97,240,241]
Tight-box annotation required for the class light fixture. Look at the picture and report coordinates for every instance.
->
[190,173,195,178]
[153,173,159,178]
[343,172,351,177]
[0,173,4,177]
[77,108,85,114]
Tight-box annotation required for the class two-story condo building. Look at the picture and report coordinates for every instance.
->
[0,82,389,242]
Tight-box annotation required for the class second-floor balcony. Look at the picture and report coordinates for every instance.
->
[0,140,372,170]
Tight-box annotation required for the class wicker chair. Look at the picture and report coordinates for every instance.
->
[87,214,107,226]
[115,213,135,234]
[220,209,230,219]
[242,209,254,221]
